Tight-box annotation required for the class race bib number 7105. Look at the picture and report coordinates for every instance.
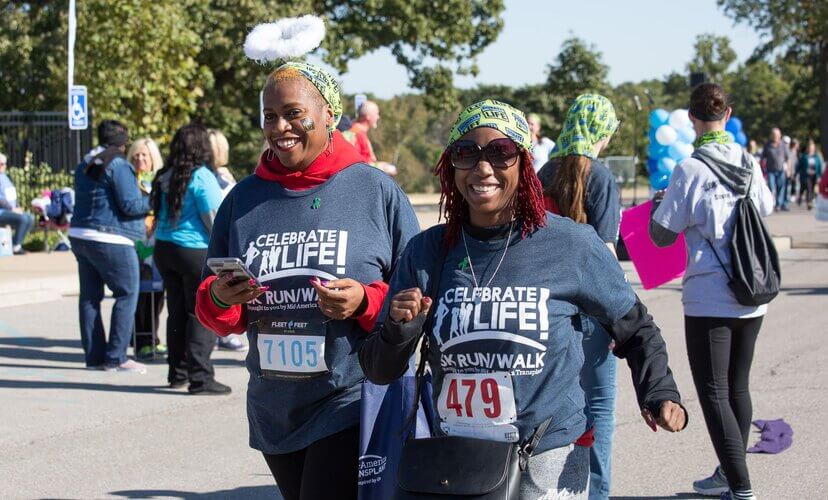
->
[437,372,519,442]
[258,334,327,374]
[256,317,328,379]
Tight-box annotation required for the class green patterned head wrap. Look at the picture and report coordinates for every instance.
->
[447,99,532,150]
[271,61,343,132]
[550,94,619,159]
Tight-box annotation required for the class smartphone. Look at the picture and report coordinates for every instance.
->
[207,257,259,286]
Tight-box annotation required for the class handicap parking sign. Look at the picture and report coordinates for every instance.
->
[68,86,88,130]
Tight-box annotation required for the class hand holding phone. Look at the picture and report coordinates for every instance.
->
[207,258,268,306]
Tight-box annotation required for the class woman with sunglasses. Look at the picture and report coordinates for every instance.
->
[360,99,687,499]
[195,61,419,499]
[538,94,622,500]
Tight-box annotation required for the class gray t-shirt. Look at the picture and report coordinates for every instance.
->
[206,164,420,454]
[762,141,789,172]
[377,217,636,452]
[652,143,775,318]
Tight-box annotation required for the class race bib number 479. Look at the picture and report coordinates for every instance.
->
[437,372,519,443]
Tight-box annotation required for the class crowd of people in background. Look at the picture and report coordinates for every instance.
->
[756,128,825,211]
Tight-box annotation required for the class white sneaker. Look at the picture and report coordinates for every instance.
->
[217,336,248,352]
[104,359,147,374]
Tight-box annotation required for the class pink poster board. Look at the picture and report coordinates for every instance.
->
[620,201,687,289]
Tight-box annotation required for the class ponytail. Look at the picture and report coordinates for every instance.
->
[545,155,591,224]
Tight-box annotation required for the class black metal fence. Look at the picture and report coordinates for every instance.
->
[0,111,94,171]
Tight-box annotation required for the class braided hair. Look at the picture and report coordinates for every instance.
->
[435,147,546,248]
[151,123,213,223]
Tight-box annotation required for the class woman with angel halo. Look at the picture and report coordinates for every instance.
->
[194,15,420,499]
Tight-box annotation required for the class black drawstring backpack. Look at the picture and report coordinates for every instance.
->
[694,153,781,306]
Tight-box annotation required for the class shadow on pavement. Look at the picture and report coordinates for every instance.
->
[781,286,828,295]
[108,485,281,499]
[0,379,190,395]
[0,362,91,371]
[0,346,85,364]
[611,494,700,500]
[0,337,81,349]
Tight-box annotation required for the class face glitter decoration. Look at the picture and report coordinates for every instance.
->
[300,117,316,131]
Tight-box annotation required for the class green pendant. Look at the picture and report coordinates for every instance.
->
[311,197,321,209]
[458,256,470,270]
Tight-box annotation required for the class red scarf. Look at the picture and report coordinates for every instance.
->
[254,130,365,190]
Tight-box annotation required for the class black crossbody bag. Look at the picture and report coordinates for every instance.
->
[394,246,551,500]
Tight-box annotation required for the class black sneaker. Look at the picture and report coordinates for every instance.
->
[169,379,187,389]
[188,379,232,395]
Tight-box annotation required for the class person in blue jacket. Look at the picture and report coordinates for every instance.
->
[359,99,687,499]
[69,120,151,373]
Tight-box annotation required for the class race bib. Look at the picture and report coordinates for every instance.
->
[257,317,328,379]
[437,372,519,443]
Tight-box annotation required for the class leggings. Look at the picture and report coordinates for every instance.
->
[685,315,762,493]
[263,426,359,500]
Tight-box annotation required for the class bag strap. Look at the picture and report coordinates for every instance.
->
[405,234,554,464]
[403,243,447,430]
[691,151,752,281]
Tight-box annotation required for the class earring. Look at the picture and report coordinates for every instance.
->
[326,129,334,154]
[266,148,275,162]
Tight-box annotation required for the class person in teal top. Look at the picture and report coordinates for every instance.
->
[796,139,824,209]
[151,123,229,394]
[155,163,222,248]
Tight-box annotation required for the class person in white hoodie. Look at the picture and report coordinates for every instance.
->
[649,83,774,500]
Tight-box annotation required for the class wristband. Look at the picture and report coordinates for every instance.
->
[210,282,231,309]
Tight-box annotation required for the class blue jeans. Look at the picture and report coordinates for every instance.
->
[767,170,787,208]
[581,315,617,500]
[0,210,35,247]
[69,237,139,367]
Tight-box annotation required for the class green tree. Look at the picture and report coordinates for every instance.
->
[0,0,506,171]
[718,0,828,154]
[725,59,790,143]
[0,1,67,111]
[687,33,737,83]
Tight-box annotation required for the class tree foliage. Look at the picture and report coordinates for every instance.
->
[687,33,737,83]
[0,0,505,166]
[718,0,828,153]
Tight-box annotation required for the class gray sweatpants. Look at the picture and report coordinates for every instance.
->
[520,443,590,499]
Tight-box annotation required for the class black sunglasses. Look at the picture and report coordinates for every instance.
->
[449,138,521,170]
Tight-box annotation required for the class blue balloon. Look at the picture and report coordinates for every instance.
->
[677,127,696,144]
[658,157,676,174]
[735,131,748,147]
[649,109,670,128]
[650,172,670,190]
[648,141,668,158]
[726,131,736,143]
[647,157,659,173]
[726,117,742,133]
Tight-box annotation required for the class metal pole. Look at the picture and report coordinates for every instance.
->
[68,0,77,159]
[632,95,642,206]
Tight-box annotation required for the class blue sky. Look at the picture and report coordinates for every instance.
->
[309,0,762,98]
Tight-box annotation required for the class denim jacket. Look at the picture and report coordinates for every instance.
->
[70,153,150,241]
